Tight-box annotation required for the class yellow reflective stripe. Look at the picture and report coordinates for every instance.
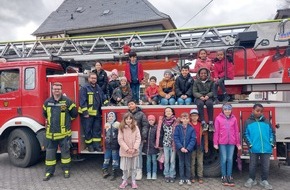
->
[78,107,88,114]
[85,139,93,144]
[43,105,47,110]
[47,107,51,126]
[92,138,101,142]
[60,112,66,134]
[45,160,56,166]
[68,103,76,111]
[46,130,72,140]
[88,107,97,116]
[88,94,93,105]
[61,157,71,164]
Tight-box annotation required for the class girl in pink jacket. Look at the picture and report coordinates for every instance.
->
[214,103,241,187]
[190,49,213,73]
[118,112,141,189]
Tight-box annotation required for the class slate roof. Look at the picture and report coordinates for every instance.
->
[33,0,176,36]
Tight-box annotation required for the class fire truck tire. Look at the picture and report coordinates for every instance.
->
[8,128,40,168]
[203,153,221,177]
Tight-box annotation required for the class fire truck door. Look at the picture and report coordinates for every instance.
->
[0,68,21,127]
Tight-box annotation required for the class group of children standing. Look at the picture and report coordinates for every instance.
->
[101,100,275,190]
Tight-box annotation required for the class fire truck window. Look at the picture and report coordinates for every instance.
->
[25,68,36,90]
[0,69,19,94]
[46,69,64,76]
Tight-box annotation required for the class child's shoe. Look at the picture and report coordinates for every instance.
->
[131,181,138,189]
[227,176,235,187]
[151,172,157,180]
[208,122,214,132]
[221,176,229,186]
[179,180,184,185]
[147,172,151,179]
[201,122,208,131]
[119,180,128,189]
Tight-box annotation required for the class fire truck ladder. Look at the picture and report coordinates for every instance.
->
[1,20,286,63]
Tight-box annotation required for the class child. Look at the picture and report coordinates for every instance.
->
[102,112,120,181]
[192,68,215,132]
[174,112,196,186]
[158,70,176,105]
[175,65,194,105]
[92,61,108,98]
[190,49,213,73]
[111,77,132,106]
[155,107,179,183]
[189,109,208,184]
[118,112,141,189]
[244,103,275,190]
[107,69,120,103]
[128,100,149,180]
[124,51,144,103]
[143,115,158,180]
[145,76,159,105]
[213,50,234,104]
[214,103,241,187]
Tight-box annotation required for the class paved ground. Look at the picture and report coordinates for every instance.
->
[0,153,289,190]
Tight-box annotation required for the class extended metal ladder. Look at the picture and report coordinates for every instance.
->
[0,20,287,63]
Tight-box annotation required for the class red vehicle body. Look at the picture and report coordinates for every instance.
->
[0,20,290,177]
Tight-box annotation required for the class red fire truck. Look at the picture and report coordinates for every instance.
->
[0,19,289,177]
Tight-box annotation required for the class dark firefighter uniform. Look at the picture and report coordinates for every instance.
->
[43,95,78,178]
[79,83,105,151]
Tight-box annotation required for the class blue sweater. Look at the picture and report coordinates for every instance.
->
[174,124,196,152]
[243,114,275,154]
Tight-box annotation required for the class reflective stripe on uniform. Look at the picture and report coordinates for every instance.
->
[92,138,101,142]
[88,106,97,116]
[85,139,93,144]
[68,103,76,111]
[88,92,93,105]
[60,112,66,134]
[61,157,71,164]
[78,107,88,114]
[45,160,56,166]
[46,130,72,140]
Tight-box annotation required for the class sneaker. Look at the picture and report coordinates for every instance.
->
[135,169,142,180]
[227,176,235,187]
[208,123,214,132]
[186,180,192,185]
[165,177,170,183]
[244,178,257,188]
[169,178,175,183]
[119,180,128,189]
[43,173,53,181]
[221,176,229,186]
[151,172,157,180]
[213,98,219,105]
[147,172,151,180]
[198,178,204,184]
[223,95,231,102]
[131,181,138,189]
[260,180,273,190]
[201,122,208,131]
[179,180,184,185]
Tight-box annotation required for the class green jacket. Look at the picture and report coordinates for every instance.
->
[192,68,214,98]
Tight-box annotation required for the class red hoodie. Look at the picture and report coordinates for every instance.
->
[213,59,234,79]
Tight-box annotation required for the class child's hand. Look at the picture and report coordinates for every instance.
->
[214,145,219,149]
[237,145,242,150]
[204,148,209,153]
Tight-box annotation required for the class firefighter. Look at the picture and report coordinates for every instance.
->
[79,72,105,152]
[42,82,78,181]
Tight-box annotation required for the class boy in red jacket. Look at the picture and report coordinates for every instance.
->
[213,51,234,104]
[145,76,159,105]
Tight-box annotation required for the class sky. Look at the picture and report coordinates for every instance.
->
[0,0,290,42]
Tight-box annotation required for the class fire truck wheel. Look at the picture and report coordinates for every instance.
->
[8,128,40,168]
[203,134,221,177]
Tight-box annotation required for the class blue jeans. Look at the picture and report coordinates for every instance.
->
[163,146,176,178]
[160,97,176,105]
[177,151,191,180]
[219,144,235,176]
[249,153,271,181]
[130,83,140,102]
[177,97,192,105]
[146,154,157,173]
[103,149,120,169]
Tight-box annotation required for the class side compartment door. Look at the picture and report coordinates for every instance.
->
[0,68,21,127]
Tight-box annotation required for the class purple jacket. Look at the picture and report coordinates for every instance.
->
[214,113,241,147]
